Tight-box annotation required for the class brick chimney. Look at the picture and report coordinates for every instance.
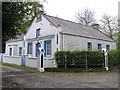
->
[36,6,44,21]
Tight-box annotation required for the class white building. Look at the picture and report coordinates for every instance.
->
[4,13,116,68]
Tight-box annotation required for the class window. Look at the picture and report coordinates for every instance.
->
[19,47,22,55]
[9,48,12,56]
[36,28,41,38]
[57,34,58,44]
[44,40,51,57]
[27,42,32,54]
[36,43,41,57]
[106,45,110,50]
[98,44,102,50]
[87,42,92,50]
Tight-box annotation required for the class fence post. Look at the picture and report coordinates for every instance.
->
[65,55,67,69]
[58,55,60,68]
[85,56,88,69]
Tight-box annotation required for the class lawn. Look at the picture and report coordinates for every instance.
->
[2,63,37,72]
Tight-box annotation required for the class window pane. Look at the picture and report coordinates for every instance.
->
[57,34,58,44]
[30,45,32,54]
[88,42,92,50]
[36,29,40,38]
[106,45,110,50]
[46,41,51,56]
[10,48,12,56]
[19,47,22,54]
[98,44,102,50]
[28,43,32,54]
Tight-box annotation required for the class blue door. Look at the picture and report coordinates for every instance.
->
[36,43,41,57]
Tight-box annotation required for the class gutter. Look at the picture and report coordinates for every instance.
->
[26,35,54,41]
[59,32,115,43]
[6,39,24,43]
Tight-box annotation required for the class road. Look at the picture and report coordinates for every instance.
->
[0,65,118,88]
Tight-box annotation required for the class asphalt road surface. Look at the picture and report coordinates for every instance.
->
[0,65,118,89]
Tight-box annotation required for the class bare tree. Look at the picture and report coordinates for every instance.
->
[100,14,118,40]
[75,9,96,26]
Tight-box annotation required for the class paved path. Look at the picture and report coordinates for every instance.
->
[1,65,118,88]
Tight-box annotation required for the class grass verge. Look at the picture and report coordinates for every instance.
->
[45,68,107,73]
[2,63,37,72]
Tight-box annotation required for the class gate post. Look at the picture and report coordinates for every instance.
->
[37,48,44,72]
[102,48,108,71]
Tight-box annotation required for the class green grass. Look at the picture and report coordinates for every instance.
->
[42,71,109,77]
[2,63,37,72]
[45,68,107,73]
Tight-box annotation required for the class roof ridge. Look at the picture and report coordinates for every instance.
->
[44,14,114,41]
[44,14,86,26]
[44,14,106,32]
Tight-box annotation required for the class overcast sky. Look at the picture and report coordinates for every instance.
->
[43,0,119,22]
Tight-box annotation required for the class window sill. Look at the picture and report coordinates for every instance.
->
[4,56,20,58]
[44,56,54,60]
[28,57,38,59]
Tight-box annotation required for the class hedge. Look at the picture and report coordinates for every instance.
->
[55,50,120,68]
[108,50,120,67]
[55,50,104,68]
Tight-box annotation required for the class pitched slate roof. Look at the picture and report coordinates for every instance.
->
[44,15,114,42]
[6,34,25,43]
[7,14,115,43]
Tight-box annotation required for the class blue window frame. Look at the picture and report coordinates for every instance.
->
[44,40,52,57]
[36,43,41,57]
[9,48,12,56]
[36,28,41,38]
[27,42,32,54]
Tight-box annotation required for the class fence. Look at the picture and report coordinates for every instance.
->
[55,55,104,69]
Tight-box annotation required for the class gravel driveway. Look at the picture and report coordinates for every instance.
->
[1,65,118,88]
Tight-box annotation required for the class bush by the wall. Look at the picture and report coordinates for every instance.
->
[71,50,85,65]
[55,50,72,67]
[80,51,104,67]
[108,50,119,67]
[55,50,104,68]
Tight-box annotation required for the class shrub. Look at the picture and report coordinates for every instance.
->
[55,50,72,67]
[77,51,104,67]
[55,50,104,68]
[71,50,85,65]
[108,50,119,67]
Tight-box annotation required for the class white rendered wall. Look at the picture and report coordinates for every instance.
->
[26,57,38,68]
[60,34,116,51]
[5,41,23,56]
[3,56,21,65]
[25,15,59,40]
[26,57,55,68]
